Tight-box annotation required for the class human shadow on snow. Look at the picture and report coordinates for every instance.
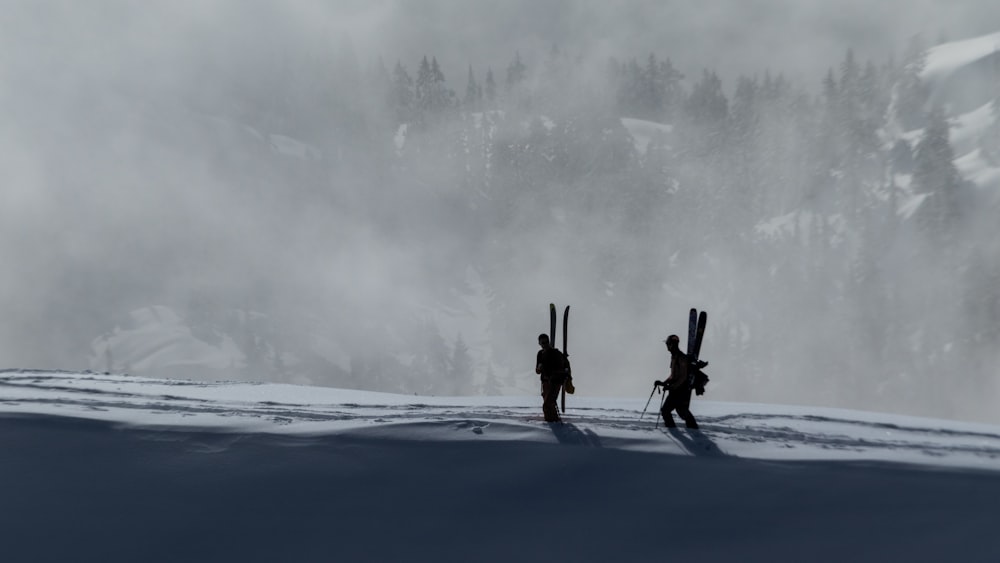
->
[664,427,726,458]
[548,421,603,447]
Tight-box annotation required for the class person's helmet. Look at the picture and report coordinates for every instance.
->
[538,333,550,344]
[665,334,680,346]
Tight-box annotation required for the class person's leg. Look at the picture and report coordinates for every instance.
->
[660,394,678,427]
[675,390,698,429]
[542,378,562,422]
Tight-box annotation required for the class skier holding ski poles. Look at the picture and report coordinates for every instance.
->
[655,334,699,429]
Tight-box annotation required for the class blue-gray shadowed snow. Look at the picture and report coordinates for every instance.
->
[2,371,1000,563]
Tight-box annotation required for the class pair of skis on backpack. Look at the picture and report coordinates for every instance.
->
[549,303,573,413]
[686,308,710,395]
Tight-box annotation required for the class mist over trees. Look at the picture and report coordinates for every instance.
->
[3,4,999,422]
[355,42,995,419]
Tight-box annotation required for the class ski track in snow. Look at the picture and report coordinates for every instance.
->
[3,370,1000,469]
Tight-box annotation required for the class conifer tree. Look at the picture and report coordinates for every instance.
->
[392,61,414,123]
[730,75,764,216]
[913,105,962,243]
[505,51,527,91]
[484,68,497,108]
[685,70,728,125]
[448,334,474,394]
[659,57,685,122]
[642,53,662,118]
[415,55,433,107]
[683,69,729,158]
[616,57,643,117]
[413,55,452,124]
[482,362,501,395]
[464,65,481,111]
[430,56,449,109]
[980,76,1000,164]
[370,56,393,115]
[895,34,930,131]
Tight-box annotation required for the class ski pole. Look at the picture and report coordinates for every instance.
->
[639,383,659,419]
[656,386,668,428]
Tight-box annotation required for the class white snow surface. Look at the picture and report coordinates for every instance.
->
[621,117,673,154]
[921,30,1000,84]
[269,134,321,160]
[2,369,999,562]
[956,148,1000,191]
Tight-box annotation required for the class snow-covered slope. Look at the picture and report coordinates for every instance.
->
[918,30,1000,191]
[90,306,244,377]
[2,370,999,562]
[85,275,510,394]
[621,117,674,154]
[921,30,1000,85]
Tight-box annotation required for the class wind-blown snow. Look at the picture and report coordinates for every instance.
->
[269,134,321,160]
[621,117,673,154]
[754,210,849,247]
[921,30,1000,83]
[2,370,999,562]
[956,149,1000,191]
[90,306,243,376]
[394,123,408,153]
[422,266,498,379]
[897,191,931,221]
[950,101,997,153]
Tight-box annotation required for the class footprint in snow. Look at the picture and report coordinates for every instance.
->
[454,421,490,434]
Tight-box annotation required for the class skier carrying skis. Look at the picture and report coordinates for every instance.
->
[536,333,570,422]
[655,334,699,429]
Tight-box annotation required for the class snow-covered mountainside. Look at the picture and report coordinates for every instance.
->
[918,30,1000,190]
[2,370,999,562]
[85,266,512,395]
[90,306,245,379]
[921,29,1000,113]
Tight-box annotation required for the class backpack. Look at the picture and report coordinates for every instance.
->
[539,347,568,375]
[692,366,709,396]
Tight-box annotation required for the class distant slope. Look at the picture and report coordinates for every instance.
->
[3,370,999,469]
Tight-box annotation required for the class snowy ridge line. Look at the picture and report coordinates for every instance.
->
[3,370,1000,470]
[706,419,1000,459]
[712,412,1000,441]
[0,368,250,387]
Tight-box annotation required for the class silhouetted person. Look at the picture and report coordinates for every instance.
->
[536,333,570,423]
[655,334,699,429]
